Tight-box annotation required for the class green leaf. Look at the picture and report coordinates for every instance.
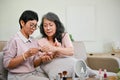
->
[69,34,74,42]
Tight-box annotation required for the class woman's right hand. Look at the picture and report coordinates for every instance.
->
[54,38,61,47]
[26,48,39,57]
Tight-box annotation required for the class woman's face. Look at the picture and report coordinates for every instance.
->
[21,20,38,38]
[43,18,56,38]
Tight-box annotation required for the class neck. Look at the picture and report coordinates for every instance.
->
[47,37,53,41]
[20,30,29,39]
[47,37,55,45]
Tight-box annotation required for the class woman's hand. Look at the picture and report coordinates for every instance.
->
[54,38,61,47]
[41,54,53,63]
[40,44,57,53]
[26,48,40,57]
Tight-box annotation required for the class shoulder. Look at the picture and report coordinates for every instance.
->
[8,33,20,44]
[61,32,73,47]
[4,33,19,50]
[62,32,69,39]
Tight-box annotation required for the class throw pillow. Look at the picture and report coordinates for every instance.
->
[40,57,76,80]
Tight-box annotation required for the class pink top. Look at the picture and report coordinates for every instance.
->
[38,33,73,57]
[3,31,41,73]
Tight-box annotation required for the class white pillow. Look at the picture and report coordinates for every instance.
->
[40,57,76,80]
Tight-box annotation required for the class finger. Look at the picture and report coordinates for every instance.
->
[55,38,58,42]
[55,38,59,46]
[38,48,43,52]
[41,57,46,62]
[55,38,58,43]
[47,57,52,61]
[46,55,51,60]
[49,54,53,59]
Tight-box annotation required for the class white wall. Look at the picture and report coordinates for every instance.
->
[0,0,120,53]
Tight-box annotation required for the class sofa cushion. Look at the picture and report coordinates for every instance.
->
[0,52,8,80]
[41,57,76,80]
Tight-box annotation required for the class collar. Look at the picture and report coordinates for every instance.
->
[17,31,32,43]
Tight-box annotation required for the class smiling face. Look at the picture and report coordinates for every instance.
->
[43,18,56,39]
[20,20,38,38]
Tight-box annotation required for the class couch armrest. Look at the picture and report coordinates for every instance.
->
[87,56,120,73]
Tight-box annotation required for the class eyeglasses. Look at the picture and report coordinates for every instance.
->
[30,24,39,30]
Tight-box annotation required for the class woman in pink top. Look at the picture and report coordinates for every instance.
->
[38,12,75,79]
[38,12,74,58]
[3,10,51,80]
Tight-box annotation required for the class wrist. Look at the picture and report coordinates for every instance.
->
[22,53,26,61]
[23,51,30,60]
[22,53,29,61]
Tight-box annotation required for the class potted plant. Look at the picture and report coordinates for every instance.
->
[69,34,74,42]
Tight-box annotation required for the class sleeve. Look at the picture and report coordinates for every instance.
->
[62,33,73,48]
[3,39,17,68]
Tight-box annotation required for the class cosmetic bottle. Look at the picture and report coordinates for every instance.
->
[103,69,107,80]
[63,71,67,80]
[99,69,103,80]
[57,73,62,80]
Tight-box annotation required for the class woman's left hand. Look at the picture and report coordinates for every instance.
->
[41,54,53,63]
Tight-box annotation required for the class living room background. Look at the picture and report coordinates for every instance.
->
[0,0,120,53]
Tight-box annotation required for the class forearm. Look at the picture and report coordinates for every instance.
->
[8,51,30,69]
[55,47,74,56]
[7,50,34,69]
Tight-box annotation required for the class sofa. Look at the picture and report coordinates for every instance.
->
[0,41,118,80]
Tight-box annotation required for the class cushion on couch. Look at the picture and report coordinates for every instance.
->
[0,52,8,80]
[41,57,76,80]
